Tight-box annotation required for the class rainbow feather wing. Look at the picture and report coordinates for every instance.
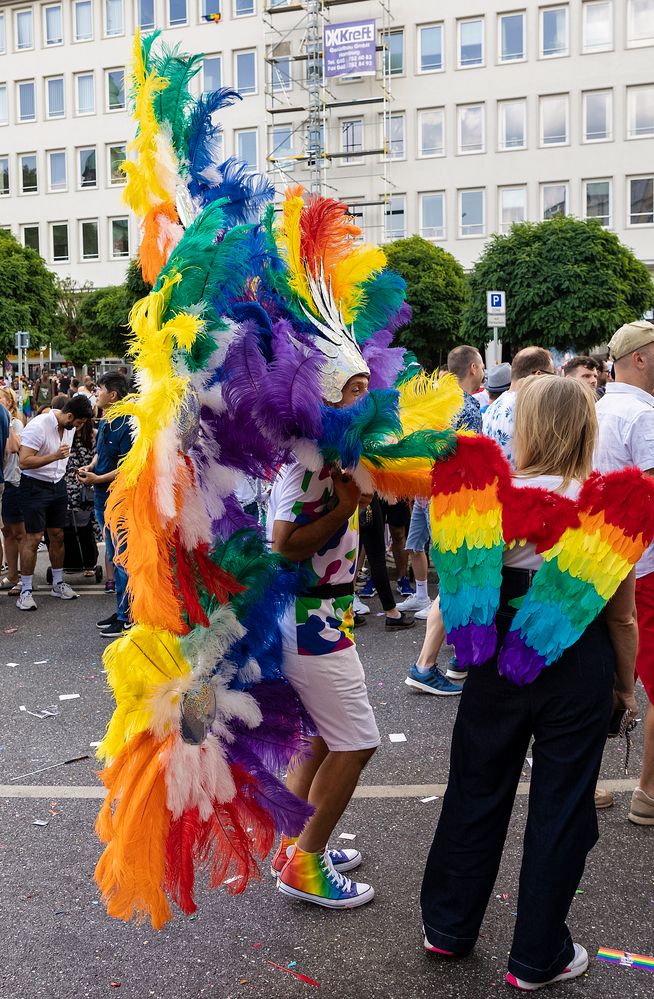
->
[499,468,654,685]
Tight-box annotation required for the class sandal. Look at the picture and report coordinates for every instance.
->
[8,584,21,596]
[1,576,19,591]
[83,569,95,577]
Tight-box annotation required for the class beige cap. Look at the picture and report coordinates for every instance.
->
[608,320,654,361]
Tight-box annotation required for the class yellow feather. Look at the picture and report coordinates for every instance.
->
[277,187,314,311]
[399,371,464,436]
[331,245,386,324]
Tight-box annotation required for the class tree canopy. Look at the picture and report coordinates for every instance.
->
[384,236,469,369]
[0,231,61,358]
[461,216,654,355]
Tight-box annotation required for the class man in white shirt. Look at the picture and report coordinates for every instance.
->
[595,320,654,826]
[17,395,93,611]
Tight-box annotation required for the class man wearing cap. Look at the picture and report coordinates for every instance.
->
[482,362,512,413]
[595,320,654,826]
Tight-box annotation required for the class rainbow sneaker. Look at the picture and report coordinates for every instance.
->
[277,846,374,909]
[270,837,362,877]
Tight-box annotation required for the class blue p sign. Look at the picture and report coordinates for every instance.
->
[490,293,502,308]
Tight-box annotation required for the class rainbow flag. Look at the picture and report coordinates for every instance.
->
[596,948,654,972]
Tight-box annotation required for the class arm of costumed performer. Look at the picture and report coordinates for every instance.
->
[272,471,360,562]
[604,569,639,717]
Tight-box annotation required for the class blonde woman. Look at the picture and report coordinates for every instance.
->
[421,377,638,991]
[0,387,25,594]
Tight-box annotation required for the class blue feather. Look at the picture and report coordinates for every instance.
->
[187,89,242,196]
[198,157,274,225]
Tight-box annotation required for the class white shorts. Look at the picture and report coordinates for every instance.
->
[282,645,381,752]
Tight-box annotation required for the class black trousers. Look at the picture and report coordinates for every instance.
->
[359,495,396,612]
[421,588,615,983]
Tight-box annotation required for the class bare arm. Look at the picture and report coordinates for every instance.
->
[272,471,360,563]
[604,569,638,715]
[19,442,70,470]
[6,425,20,455]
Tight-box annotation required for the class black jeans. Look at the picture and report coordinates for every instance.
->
[421,589,615,983]
[359,495,396,612]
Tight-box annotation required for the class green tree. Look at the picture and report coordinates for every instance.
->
[384,236,469,369]
[461,216,654,354]
[0,231,61,358]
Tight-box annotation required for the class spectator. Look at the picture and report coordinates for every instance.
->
[359,500,413,601]
[32,367,53,411]
[58,368,71,395]
[69,377,80,398]
[482,362,512,413]
[65,415,98,577]
[16,395,94,611]
[591,354,610,397]
[77,376,98,414]
[357,495,415,629]
[483,347,555,468]
[563,356,599,391]
[0,388,25,595]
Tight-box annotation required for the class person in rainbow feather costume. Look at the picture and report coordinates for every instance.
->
[94,33,654,932]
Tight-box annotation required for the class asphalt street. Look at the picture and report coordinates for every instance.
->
[0,564,653,999]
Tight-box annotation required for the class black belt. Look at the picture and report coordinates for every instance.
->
[300,583,354,599]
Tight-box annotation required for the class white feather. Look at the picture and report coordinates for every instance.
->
[237,657,261,685]
[182,606,246,677]
[148,674,193,740]
[177,481,212,548]
[350,463,376,495]
[153,424,180,520]
[291,439,323,471]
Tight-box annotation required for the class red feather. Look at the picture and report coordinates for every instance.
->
[579,468,654,542]
[503,485,579,552]
[173,533,210,628]
[432,434,513,496]
[165,807,202,915]
[299,194,360,277]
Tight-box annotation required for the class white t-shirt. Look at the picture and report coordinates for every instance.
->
[595,382,654,578]
[503,474,582,571]
[19,411,75,483]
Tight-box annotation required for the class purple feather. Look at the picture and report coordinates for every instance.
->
[213,493,259,537]
[221,326,267,418]
[498,630,548,686]
[448,622,497,667]
[231,680,313,771]
[386,301,412,334]
[362,328,406,390]
[253,331,324,440]
[226,742,314,835]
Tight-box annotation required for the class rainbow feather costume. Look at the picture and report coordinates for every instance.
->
[95,32,654,928]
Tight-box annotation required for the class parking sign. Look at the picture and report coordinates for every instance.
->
[487,291,506,314]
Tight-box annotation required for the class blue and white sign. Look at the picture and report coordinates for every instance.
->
[324,19,377,79]
[487,290,507,328]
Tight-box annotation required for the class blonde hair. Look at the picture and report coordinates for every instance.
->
[0,386,18,418]
[513,376,597,486]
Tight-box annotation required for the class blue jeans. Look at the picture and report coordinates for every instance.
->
[421,588,614,982]
[95,494,130,623]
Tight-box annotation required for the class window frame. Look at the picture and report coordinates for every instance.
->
[43,3,64,46]
[583,177,612,227]
[80,218,100,261]
[498,185,528,233]
[202,55,222,95]
[271,55,292,94]
[106,68,126,112]
[459,188,486,238]
[73,0,94,42]
[419,191,446,241]
[108,143,127,185]
[233,0,256,17]
[582,0,613,53]
[235,49,257,96]
[78,146,97,189]
[627,84,654,139]
[0,13,6,55]
[381,111,406,161]
[539,93,569,147]
[17,80,36,124]
[457,103,485,155]
[417,22,443,74]
[628,174,654,225]
[0,155,9,197]
[104,0,124,36]
[457,16,485,69]
[418,107,445,158]
[235,127,259,172]
[14,8,34,52]
[269,123,293,169]
[627,0,654,47]
[383,28,405,77]
[201,0,221,17]
[19,153,38,195]
[137,0,156,30]
[539,4,570,58]
[21,224,40,253]
[583,89,612,143]
[541,181,569,220]
[498,10,526,63]
[110,216,130,259]
[167,0,188,27]
[45,76,65,120]
[75,72,95,116]
[498,98,527,151]
[0,84,8,127]
[47,149,68,193]
[50,221,70,264]
[383,194,407,241]
[341,117,364,165]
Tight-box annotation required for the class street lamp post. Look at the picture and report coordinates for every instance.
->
[14,330,30,410]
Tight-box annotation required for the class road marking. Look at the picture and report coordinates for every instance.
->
[0,778,638,800]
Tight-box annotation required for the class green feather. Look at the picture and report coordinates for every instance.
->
[364,429,457,467]
[150,44,203,160]
[140,30,161,73]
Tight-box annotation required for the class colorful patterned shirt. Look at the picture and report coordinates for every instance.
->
[268,462,358,656]
[482,389,517,468]
[454,390,483,434]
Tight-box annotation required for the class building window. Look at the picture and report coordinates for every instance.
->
[107,69,126,111]
[458,104,484,154]
[18,81,36,123]
[383,30,404,75]
[109,144,127,184]
[540,5,569,57]
[0,85,7,126]
[20,154,38,193]
[234,0,255,15]
[0,13,6,54]
[76,73,95,115]
[111,217,130,258]
[105,0,123,35]
[46,77,65,119]
[582,1,613,51]
[15,9,34,50]
[44,4,63,45]
[236,129,258,170]
[22,225,39,252]
[628,85,654,138]
[458,17,484,67]
[628,1,654,46]
[420,192,445,239]
[270,124,293,167]
[499,11,525,62]
[48,150,67,192]
[202,0,221,18]
[630,176,654,223]
[382,113,406,160]
[418,108,444,157]
[271,56,292,93]
[168,0,187,26]
[138,0,155,29]
[74,0,93,40]
[583,90,611,141]
[459,189,485,236]
[0,156,8,196]
[78,146,97,188]
[499,187,527,232]
[384,195,406,240]
[540,94,568,145]
[235,50,257,95]
[51,223,69,262]
[203,56,222,94]
[341,118,363,164]
[542,183,568,219]
[584,179,611,226]
[418,24,442,72]
[498,99,527,150]
[80,219,99,259]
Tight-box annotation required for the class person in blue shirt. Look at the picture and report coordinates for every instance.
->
[77,372,133,636]
[0,399,11,574]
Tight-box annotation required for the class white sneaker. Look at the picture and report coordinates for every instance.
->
[415,602,434,620]
[353,595,370,615]
[506,944,589,991]
[50,581,79,600]
[16,589,37,611]
[396,593,431,613]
